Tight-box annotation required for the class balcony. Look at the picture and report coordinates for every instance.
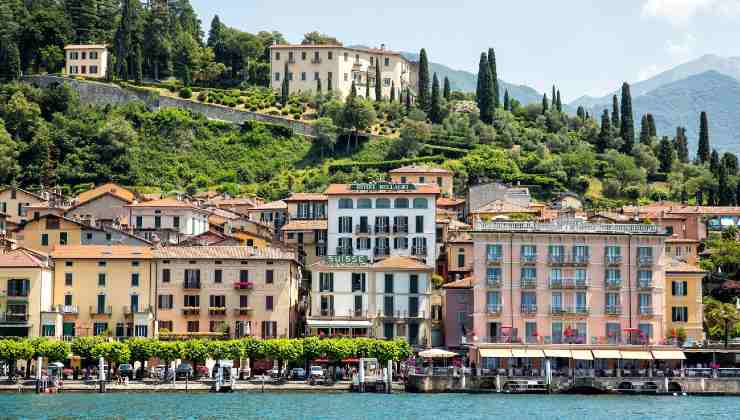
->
[208,307,227,316]
[89,305,112,316]
[520,304,537,315]
[62,305,79,315]
[233,307,254,316]
[374,225,390,235]
[411,247,427,257]
[311,58,322,64]
[638,256,654,267]
[392,225,409,234]
[548,278,589,289]
[605,305,622,316]
[571,255,590,266]
[486,278,501,289]
[605,278,622,289]
[0,312,29,323]
[123,305,151,315]
[520,278,537,289]
[547,255,565,265]
[639,306,654,317]
[486,304,502,315]
[182,307,200,316]
[605,255,623,266]
[521,254,537,265]
[637,280,654,290]
[233,281,255,290]
[374,247,390,258]
[183,281,201,290]
[288,57,296,64]
[550,305,590,316]
[355,224,372,234]
[487,255,503,265]
[377,310,425,320]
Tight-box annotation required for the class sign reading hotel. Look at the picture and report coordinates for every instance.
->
[349,182,416,191]
[324,255,370,266]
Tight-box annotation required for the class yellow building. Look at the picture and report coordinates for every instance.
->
[14,215,85,253]
[50,246,155,339]
[389,165,454,197]
[0,248,53,338]
[0,186,46,224]
[664,259,705,342]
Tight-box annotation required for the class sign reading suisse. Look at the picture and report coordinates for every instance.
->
[349,182,416,191]
[324,255,370,265]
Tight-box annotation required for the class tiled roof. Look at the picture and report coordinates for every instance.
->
[283,193,327,202]
[389,165,452,175]
[666,237,700,243]
[0,248,50,268]
[324,184,440,195]
[0,186,45,201]
[269,44,405,57]
[472,199,539,214]
[443,276,474,289]
[281,220,328,231]
[64,44,107,50]
[77,182,135,205]
[126,197,205,211]
[372,256,432,271]
[251,200,288,210]
[51,245,152,259]
[153,246,297,261]
[665,259,706,274]
[437,197,465,207]
[209,197,260,207]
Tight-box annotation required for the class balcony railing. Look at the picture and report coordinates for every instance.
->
[547,255,565,265]
[233,281,255,290]
[0,312,29,323]
[487,255,503,265]
[233,307,254,316]
[62,305,79,314]
[548,278,589,289]
[637,280,654,290]
[639,306,654,316]
[605,305,622,315]
[123,305,151,315]
[374,247,390,257]
[605,255,623,265]
[89,305,113,316]
[486,304,502,315]
[487,278,501,288]
[374,225,390,234]
[392,225,409,234]
[638,256,654,267]
[605,278,622,289]
[411,247,427,256]
[521,255,537,265]
[520,278,537,289]
[311,58,322,64]
[550,305,590,315]
[183,281,201,290]
[208,307,227,316]
[521,304,537,314]
[355,224,372,234]
[377,310,426,319]
[182,307,200,315]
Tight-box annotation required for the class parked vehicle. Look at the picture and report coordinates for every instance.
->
[309,365,325,385]
[175,363,194,379]
[118,364,134,379]
[290,368,306,380]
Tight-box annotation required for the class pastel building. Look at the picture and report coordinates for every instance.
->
[664,260,705,342]
[280,193,328,269]
[389,165,454,197]
[0,187,46,225]
[469,217,668,347]
[126,198,210,244]
[0,249,53,338]
[441,276,474,349]
[269,44,416,100]
[64,45,108,78]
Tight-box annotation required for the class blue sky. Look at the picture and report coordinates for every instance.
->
[191,0,740,100]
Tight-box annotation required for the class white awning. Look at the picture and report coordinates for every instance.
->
[306,320,372,328]
[620,350,653,360]
[511,349,545,358]
[479,348,513,358]
[544,349,572,358]
[592,350,622,359]
[571,350,594,360]
[419,349,457,358]
[651,350,686,360]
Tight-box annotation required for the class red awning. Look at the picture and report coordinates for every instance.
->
[313,358,329,363]
[341,358,359,363]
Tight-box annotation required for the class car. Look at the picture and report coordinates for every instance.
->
[118,364,134,379]
[175,363,194,379]
[290,368,306,380]
[309,365,325,384]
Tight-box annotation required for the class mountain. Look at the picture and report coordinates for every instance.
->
[630,71,740,154]
[569,54,740,109]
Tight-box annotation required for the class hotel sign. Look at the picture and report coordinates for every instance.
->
[324,255,370,266]
[349,182,416,191]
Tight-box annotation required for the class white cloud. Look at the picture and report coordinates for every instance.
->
[641,0,740,25]
[665,33,696,57]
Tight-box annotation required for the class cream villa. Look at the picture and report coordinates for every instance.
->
[64,45,108,78]
[270,44,417,100]
[0,248,53,338]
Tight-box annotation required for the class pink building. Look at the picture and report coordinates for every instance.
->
[441,277,473,349]
[469,217,667,347]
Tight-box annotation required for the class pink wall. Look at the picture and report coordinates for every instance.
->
[442,288,473,348]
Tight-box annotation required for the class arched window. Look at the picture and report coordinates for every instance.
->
[376,198,391,209]
[394,198,409,209]
[413,198,428,209]
[357,198,372,209]
[338,198,354,209]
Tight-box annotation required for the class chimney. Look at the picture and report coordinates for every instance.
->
[380,43,386,51]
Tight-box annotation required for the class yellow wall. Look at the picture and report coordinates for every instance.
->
[15,218,84,253]
[53,258,155,338]
[0,267,52,338]
[231,231,269,248]
[390,173,453,196]
[665,271,704,341]
[446,242,473,274]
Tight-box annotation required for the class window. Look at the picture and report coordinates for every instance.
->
[384,274,394,293]
[384,296,394,316]
[314,72,319,80]
[132,261,140,267]
[338,237,353,255]
[184,295,200,307]
[486,267,501,285]
[384,57,390,66]
[356,237,371,250]
[266,270,274,284]
[136,216,143,228]
[394,198,409,208]
[93,322,108,336]
[351,272,366,292]
[85,232,93,240]
[327,71,333,80]
[173,216,180,228]
[288,52,294,61]
[154,216,161,228]
[158,294,173,309]
[419,176,425,183]
[130,294,139,312]
[328,51,333,60]
[338,198,353,209]
[357,198,372,209]
[41,234,49,246]
[344,73,348,81]
[672,281,688,296]
[457,252,465,268]
[412,198,428,209]
[393,237,408,249]
[98,273,106,287]
[487,244,503,261]
[261,321,278,339]
[275,72,281,81]
[287,72,293,81]
[98,261,107,267]
[187,321,200,333]
[638,323,653,341]
[338,216,353,233]
[376,198,391,209]
[239,295,249,308]
[383,322,394,339]
[384,78,391,86]
[57,231,68,245]
[301,72,306,81]
[81,52,86,59]
[672,306,689,322]
[65,273,73,286]
[275,52,280,60]
[90,51,98,59]
[344,52,349,61]
[7,279,29,297]
[415,215,424,233]
[209,295,226,308]
[131,273,139,287]
[265,295,274,311]
[409,274,419,293]
[301,51,307,60]
[90,65,98,74]
[162,268,171,283]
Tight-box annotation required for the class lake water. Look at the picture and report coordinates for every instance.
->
[1,392,740,419]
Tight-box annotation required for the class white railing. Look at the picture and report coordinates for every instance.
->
[476,219,664,235]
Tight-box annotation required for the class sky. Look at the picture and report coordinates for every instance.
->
[191,0,740,101]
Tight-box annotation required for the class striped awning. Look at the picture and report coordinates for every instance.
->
[543,349,572,358]
[651,350,686,360]
[620,350,653,360]
[511,349,545,358]
[571,350,594,360]
[592,349,622,359]
[479,348,513,358]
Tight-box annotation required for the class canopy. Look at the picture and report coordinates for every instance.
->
[306,320,372,327]
[592,350,622,359]
[479,348,513,358]
[620,350,653,360]
[511,349,545,358]
[48,362,64,368]
[651,350,686,360]
[571,350,594,360]
[419,348,457,358]
[543,349,572,358]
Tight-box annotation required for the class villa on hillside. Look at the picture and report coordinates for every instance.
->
[64,45,108,78]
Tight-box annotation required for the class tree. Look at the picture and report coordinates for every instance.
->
[487,48,499,108]
[0,121,20,184]
[718,164,734,205]
[658,136,675,173]
[551,85,557,109]
[722,152,738,176]
[37,340,69,363]
[705,298,740,348]
[541,93,549,114]
[0,40,21,82]
[301,31,341,45]
[710,149,721,177]
[404,88,411,113]
[576,106,586,120]
[417,48,430,112]
[38,45,65,73]
[68,0,100,43]
[114,0,144,81]
[619,82,634,154]
[280,61,289,104]
[429,73,442,124]
[646,113,657,138]
[503,90,510,111]
[127,338,156,378]
[91,341,130,378]
[476,53,494,124]
[597,109,611,153]
[390,81,396,102]
[207,15,226,62]
[611,95,620,130]
[443,76,451,101]
[639,114,650,145]
[389,118,431,159]
[154,341,181,379]
[181,339,209,375]
[316,77,322,94]
[71,337,104,369]
[555,90,562,113]
[314,117,337,158]
[698,111,710,163]
[365,71,370,98]
[674,127,689,163]
[374,57,381,101]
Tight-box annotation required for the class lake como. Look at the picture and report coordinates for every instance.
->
[1,392,740,419]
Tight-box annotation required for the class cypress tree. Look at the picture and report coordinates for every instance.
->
[1,40,21,82]
[430,73,442,124]
[710,149,720,177]
[417,48,430,111]
[405,88,411,113]
[316,77,322,94]
[611,95,620,130]
[646,113,657,138]
[556,90,562,113]
[698,111,710,163]
[390,81,396,102]
[375,58,382,101]
[674,127,689,163]
[443,76,451,101]
[576,106,585,120]
[719,164,734,205]
[327,75,333,92]
[551,85,557,109]
[365,71,370,98]
[476,53,494,124]
[619,82,635,154]
[503,90,510,111]
[658,136,674,173]
[736,180,740,206]
[281,61,289,104]
[722,152,738,176]
[639,114,650,144]
[541,93,549,114]
[597,109,611,153]
[488,48,499,108]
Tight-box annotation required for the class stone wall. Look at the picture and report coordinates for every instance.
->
[25,75,155,107]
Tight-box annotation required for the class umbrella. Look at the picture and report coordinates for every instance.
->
[418,349,457,358]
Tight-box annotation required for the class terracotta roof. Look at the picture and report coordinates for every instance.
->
[372,256,432,271]
[179,231,240,246]
[210,197,260,207]
[0,248,50,268]
[51,245,153,259]
[472,199,539,214]
[281,220,328,231]
[666,237,700,243]
[324,184,440,195]
[0,186,45,201]
[443,276,474,289]
[64,44,107,50]
[389,165,452,175]
[251,200,288,210]
[665,259,706,274]
[77,183,135,205]
[668,206,740,215]
[207,207,242,221]
[437,197,465,207]
[126,197,206,212]
[283,193,327,202]
[269,44,405,57]
[153,246,297,261]
[589,211,634,223]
